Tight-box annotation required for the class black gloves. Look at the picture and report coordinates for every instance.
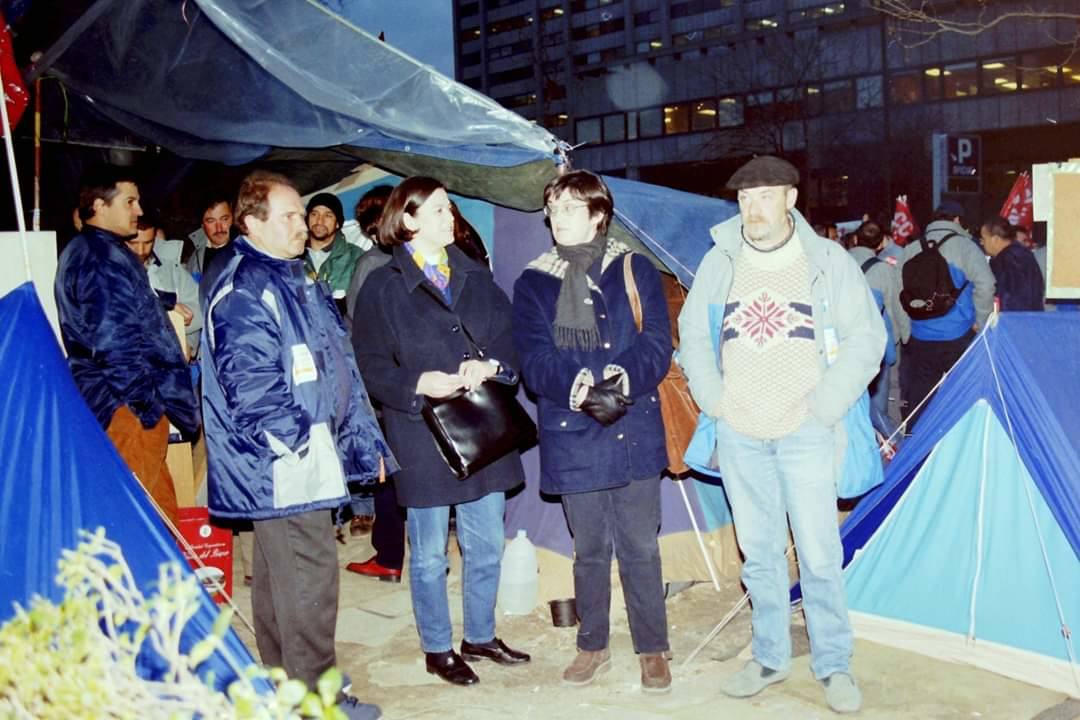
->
[580,374,634,426]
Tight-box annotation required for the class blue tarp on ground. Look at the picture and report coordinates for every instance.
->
[0,283,256,689]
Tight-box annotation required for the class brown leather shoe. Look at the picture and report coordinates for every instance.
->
[639,653,671,694]
[562,648,611,686]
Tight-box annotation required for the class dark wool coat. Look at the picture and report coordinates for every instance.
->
[512,247,671,495]
[353,244,525,508]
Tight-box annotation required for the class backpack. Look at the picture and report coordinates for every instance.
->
[899,232,969,320]
[860,257,896,366]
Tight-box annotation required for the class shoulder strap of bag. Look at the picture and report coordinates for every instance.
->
[623,252,643,333]
[860,257,882,274]
[456,320,485,358]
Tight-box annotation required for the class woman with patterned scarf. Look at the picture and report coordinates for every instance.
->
[353,176,529,687]
[512,170,674,693]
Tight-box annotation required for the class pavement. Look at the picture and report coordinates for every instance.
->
[224,527,1074,720]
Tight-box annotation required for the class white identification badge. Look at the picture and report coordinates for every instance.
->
[823,327,840,366]
[291,344,318,385]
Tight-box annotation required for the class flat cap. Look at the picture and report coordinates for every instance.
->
[934,199,964,219]
[726,155,800,190]
[306,192,345,228]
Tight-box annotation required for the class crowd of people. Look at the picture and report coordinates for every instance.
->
[50,155,1048,718]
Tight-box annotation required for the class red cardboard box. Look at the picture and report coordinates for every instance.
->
[177,507,233,603]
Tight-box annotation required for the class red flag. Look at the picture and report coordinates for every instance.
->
[999,172,1033,231]
[891,194,918,247]
[0,13,28,136]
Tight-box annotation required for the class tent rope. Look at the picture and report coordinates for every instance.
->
[980,326,1080,694]
[967,403,992,642]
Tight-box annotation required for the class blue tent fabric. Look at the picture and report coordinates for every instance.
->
[0,283,256,689]
[840,313,1080,566]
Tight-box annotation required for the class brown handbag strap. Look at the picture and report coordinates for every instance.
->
[623,253,643,333]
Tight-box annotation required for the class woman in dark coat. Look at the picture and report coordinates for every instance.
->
[512,170,673,693]
[353,176,529,686]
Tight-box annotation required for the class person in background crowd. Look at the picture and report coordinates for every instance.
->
[849,220,909,441]
[980,216,1044,312]
[305,192,363,319]
[201,170,394,720]
[185,191,236,305]
[126,212,202,358]
[512,170,673,694]
[679,155,884,714]
[353,176,529,687]
[899,200,994,429]
[56,166,199,527]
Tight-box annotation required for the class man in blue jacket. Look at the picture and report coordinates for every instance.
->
[55,166,199,527]
[201,170,396,720]
[679,156,884,714]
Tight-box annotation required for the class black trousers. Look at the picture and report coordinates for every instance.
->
[903,330,974,431]
[372,478,406,570]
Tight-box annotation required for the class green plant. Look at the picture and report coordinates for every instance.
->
[0,528,347,719]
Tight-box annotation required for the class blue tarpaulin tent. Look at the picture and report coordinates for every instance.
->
[0,283,258,688]
[837,313,1080,696]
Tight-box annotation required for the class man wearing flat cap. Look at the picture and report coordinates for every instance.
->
[678,155,885,714]
[305,192,363,317]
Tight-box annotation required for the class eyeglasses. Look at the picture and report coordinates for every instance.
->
[543,201,589,218]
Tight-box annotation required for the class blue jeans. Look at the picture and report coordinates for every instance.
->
[713,416,852,679]
[406,491,505,653]
[561,475,669,654]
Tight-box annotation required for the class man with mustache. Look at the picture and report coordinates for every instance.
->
[679,155,885,714]
[201,170,395,720]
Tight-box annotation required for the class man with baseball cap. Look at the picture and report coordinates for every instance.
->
[678,155,885,713]
[305,192,362,316]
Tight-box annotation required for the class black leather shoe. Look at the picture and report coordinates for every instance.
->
[425,650,479,686]
[460,638,531,665]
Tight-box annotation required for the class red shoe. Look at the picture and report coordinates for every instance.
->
[346,557,402,583]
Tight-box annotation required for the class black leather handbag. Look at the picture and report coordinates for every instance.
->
[421,324,537,480]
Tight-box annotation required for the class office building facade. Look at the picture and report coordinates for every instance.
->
[454,0,1080,223]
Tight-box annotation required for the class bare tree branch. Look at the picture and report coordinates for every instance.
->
[873,0,1080,50]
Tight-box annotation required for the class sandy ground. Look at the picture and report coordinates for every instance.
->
[225,530,1074,720]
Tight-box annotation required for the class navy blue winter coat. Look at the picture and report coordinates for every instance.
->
[512,244,671,495]
[55,225,199,436]
[353,244,525,508]
[201,238,397,521]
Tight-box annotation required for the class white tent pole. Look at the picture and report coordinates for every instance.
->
[0,58,31,282]
[967,403,991,642]
[677,479,722,592]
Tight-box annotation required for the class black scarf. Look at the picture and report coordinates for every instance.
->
[553,234,607,350]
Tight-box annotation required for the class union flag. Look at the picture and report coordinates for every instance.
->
[891,194,918,247]
[999,172,1033,231]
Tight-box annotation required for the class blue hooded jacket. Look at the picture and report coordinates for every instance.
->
[201,238,396,521]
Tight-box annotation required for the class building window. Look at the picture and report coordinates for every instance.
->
[671,0,735,19]
[498,92,536,109]
[805,85,823,115]
[980,58,1018,93]
[546,82,567,100]
[489,65,534,86]
[626,111,639,140]
[823,79,855,112]
[488,39,533,60]
[638,107,664,137]
[889,71,922,105]
[664,103,691,134]
[460,2,479,19]
[540,7,565,21]
[745,91,774,125]
[745,16,779,32]
[636,39,663,53]
[692,100,717,130]
[488,14,534,36]
[544,113,569,128]
[542,31,562,47]
[576,117,602,145]
[461,51,481,67]
[789,2,845,23]
[634,10,659,26]
[716,96,743,127]
[817,174,850,208]
[943,62,978,98]
[570,0,617,10]
[573,52,601,66]
[856,75,883,108]
[570,18,625,41]
[603,113,626,142]
[1020,50,1063,90]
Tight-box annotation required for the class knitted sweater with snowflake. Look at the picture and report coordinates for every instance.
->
[719,233,821,440]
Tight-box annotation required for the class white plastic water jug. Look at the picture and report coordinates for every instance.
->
[497,529,538,615]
